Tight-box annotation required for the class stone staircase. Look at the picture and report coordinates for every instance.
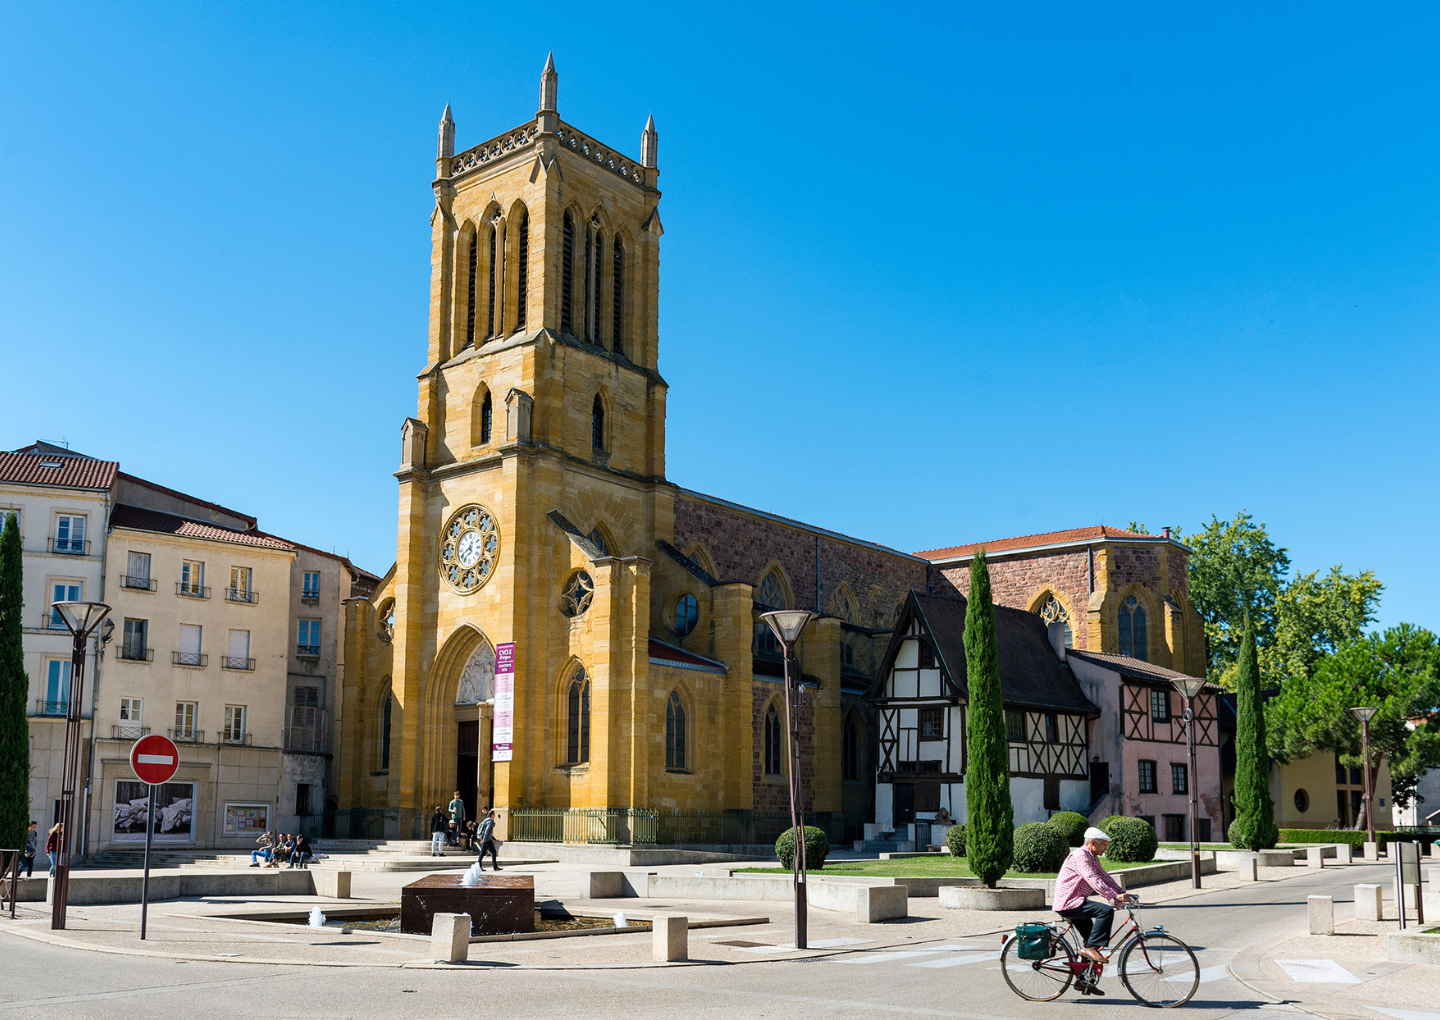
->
[80,839,557,873]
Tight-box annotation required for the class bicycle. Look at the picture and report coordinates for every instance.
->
[1000,898,1200,1007]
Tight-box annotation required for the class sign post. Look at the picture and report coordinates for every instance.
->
[129,735,179,940]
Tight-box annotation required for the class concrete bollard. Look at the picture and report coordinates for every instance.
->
[431,912,470,963]
[1364,842,1380,861]
[585,871,624,898]
[1306,846,1326,868]
[652,914,687,962]
[1308,895,1334,935]
[1336,843,1354,865]
[1354,884,1382,921]
[856,884,910,921]
[314,870,351,898]
[1237,857,1258,882]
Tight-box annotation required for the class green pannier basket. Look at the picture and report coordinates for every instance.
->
[1015,922,1053,961]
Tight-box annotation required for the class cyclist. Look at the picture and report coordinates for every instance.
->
[1052,826,1135,991]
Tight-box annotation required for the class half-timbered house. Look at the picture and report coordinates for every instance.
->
[867,593,1099,833]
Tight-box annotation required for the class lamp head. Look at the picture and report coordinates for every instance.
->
[761,609,816,647]
[51,601,111,638]
[1349,706,1379,723]
[1172,676,1207,699]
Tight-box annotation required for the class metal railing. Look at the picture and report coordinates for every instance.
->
[168,728,203,743]
[172,651,207,667]
[296,644,320,658]
[39,612,67,630]
[221,732,252,746]
[34,699,67,717]
[507,808,659,845]
[120,575,157,591]
[118,645,153,662]
[297,807,394,840]
[301,590,321,604]
[221,656,255,671]
[176,583,210,599]
[285,719,330,754]
[49,538,90,555]
[224,587,259,605]
[112,725,150,739]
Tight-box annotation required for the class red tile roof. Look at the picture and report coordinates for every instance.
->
[0,452,118,491]
[110,504,296,551]
[915,525,1157,561]
[1064,649,1211,687]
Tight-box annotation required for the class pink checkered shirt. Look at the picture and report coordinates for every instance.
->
[1052,847,1126,912]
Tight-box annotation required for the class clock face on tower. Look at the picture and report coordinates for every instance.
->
[439,503,500,594]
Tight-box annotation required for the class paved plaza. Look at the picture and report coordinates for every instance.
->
[2,857,1437,1019]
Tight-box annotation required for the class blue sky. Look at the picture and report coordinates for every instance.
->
[2,4,1436,629]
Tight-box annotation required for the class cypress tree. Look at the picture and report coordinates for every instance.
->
[963,550,1013,886]
[0,513,28,854]
[1228,618,1278,850]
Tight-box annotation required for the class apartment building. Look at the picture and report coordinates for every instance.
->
[0,444,118,838]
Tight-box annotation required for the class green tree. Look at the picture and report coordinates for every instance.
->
[1187,511,1290,686]
[1262,566,1383,688]
[963,549,1013,886]
[0,513,28,853]
[1267,625,1440,815]
[1229,620,1278,849]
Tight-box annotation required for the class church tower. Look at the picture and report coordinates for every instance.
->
[341,57,753,840]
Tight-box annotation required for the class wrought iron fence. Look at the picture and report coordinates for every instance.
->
[33,699,66,717]
[120,574,157,591]
[176,582,211,599]
[225,587,259,604]
[112,725,149,739]
[118,645,153,662]
[296,645,320,658]
[173,651,207,667]
[222,656,255,671]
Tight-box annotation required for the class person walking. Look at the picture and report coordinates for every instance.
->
[21,821,37,877]
[45,823,62,878]
[1051,827,1134,995]
[476,809,500,871]
[429,806,448,856]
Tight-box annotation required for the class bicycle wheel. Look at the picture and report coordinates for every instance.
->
[1118,932,1200,1007]
[1001,933,1077,1002]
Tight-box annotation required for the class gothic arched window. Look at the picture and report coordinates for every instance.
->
[665,690,686,770]
[591,395,605,450]
[588,528,609,556]
[589,231,603,345]
[612,238,625,354]
[479,391,493,444]
[380,690,392,770]
[1038,594,1073,648]
[842,714,861,782]
[465,233,477,349]
[764,705,783,776]
[566,668,590,764]
[486,225,497,338]
[754,570,787,658]
[515,210,528,330]
[561,212,575,335]
[1118,594,1148,661]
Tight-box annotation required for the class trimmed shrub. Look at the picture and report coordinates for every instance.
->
[775,826,830,870]
[1012,822,1070,873]
[1047,811,1089,847]
[1097,816,1158,863]
[945,823,967,857]
[1277,829,1370,847]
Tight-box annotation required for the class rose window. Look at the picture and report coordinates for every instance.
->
[561,571,594,617]
[439,503,500,594]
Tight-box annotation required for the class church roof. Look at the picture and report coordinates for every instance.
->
[915,525,1164,561]
[872,592,1099,716]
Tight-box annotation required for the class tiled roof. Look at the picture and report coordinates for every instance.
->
[915,525,1158,560]
[648,637,727,674]
[1064,649,1210,688]
[0,452,118,491]
[110,504,296,551]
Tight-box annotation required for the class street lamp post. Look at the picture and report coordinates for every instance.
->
[49,600,111,931]
[1349,706,1379,848]
[762,608,817,951]
[1172,675,1208,889]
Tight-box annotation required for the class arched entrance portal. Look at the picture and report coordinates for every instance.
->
[454,641,496,823]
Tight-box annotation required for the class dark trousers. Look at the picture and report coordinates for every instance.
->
[478,839,499,868]
[1059,899,1115,949]
[20,854,35,877]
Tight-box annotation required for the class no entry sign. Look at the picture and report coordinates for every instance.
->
[130,734,179,786]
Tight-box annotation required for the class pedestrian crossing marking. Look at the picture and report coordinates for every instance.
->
[907,951,1002,969]
[1275,960,1359,985]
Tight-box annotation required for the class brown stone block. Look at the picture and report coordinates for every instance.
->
[399,873,535,936]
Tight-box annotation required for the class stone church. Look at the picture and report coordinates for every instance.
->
[336,58,1211,844]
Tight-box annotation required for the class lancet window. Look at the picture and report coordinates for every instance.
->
[561,212,575,334]
[566,667,590,765]
[665,690,687,771]
[1118,595,1148,661]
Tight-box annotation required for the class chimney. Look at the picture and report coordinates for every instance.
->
[1162,527,1171,539]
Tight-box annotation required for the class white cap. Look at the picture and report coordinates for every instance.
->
[1084,827,1111,841]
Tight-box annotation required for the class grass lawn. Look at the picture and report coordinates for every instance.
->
[736,857,1159,879]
